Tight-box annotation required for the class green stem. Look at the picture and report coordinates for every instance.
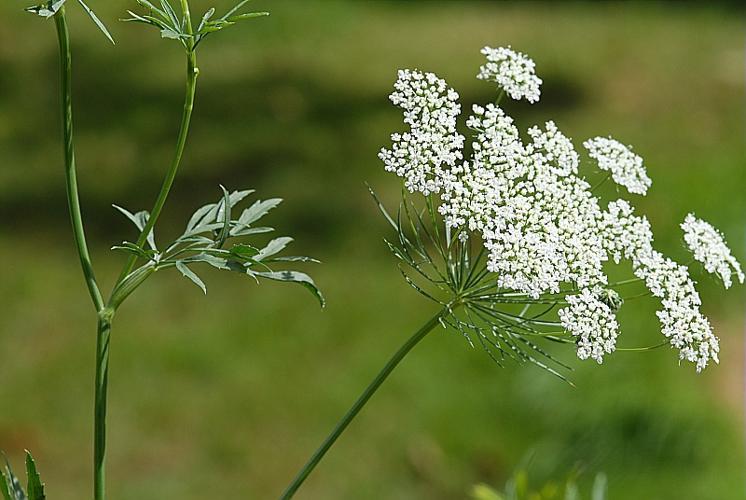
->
[112,4,197,290]
[93,308,114,500]
[279,309,448,499]
[54,7,104,313]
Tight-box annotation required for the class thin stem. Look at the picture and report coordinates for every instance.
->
[93,308,114,500]
[112,5,198,291]
[54,7,104,313]
[279,309,448,499]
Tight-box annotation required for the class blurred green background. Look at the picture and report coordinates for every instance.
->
[0,1,744,499]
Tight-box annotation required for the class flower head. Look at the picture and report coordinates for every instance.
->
[379,47,738,373]
[477,46,542,103]
[584,137,651,195]
[378,69,464,195]
[559,287,620,363]
[681,214,744,289]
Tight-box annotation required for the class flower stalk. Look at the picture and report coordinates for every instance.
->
[280,309,449,499]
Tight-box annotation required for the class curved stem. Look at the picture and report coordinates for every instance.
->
[279,309,448,499]
[54,7,104,313]
[93,309,114,500]
[112,5,197,290]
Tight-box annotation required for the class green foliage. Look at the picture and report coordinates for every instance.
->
[111,186,324,307]
[0,452,46,500]
[471,469,607,500]
[123,0,268,49]
[25,0,114,43]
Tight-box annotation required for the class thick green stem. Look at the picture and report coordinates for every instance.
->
[112,6,197,289]
[54,7,104,313]
[93,308,114,500]
[279,309,447,499]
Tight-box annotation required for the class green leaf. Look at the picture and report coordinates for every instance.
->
[227,12,269,22]
[25,0,66,18]
[182,253,230,270]
[0,467,12,500]
[591,473,607,500]
[76,0,115,44]
[231,226,274,237]
[255,237,293,261]
[2,458,25,500]
[135,0,167,17]
[159,0,180,29]
[237,198,282,227]
[229,243,259,260]
[24,453,44,500]
[215,185,232,248]
[175,261,206,294]
[111,242,157,260]
[113,205,156,250]
[197,7,215,31]
[254,270,325,307]
[265,255,320,263]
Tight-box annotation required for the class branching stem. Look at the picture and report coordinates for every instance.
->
[112,1,198,290]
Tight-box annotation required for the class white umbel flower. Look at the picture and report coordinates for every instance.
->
[378,69,464,195]
[634,250,719,372]
[477,46,542,103]
[601,199,654,264]
[559,287,620,363]
[681,214,744,289]
[584,137,652,195]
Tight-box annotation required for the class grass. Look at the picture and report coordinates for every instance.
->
[0,1,743,498]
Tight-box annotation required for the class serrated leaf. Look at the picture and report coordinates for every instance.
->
[254,270,324,307]
[175,261,206,294]
[255,237,293,261]
[76,0,115,44]
[24,453,43,500]
[237,198,282,227]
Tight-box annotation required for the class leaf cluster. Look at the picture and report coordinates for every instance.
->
[25,0,114,44]
[371,186,575,381]
[112,186,324,308]
[0,452,45,500]
[123,0,268,48]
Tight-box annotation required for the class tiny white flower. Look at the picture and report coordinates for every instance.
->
[477,46,542,103]
[559,287,620,364]
[681,214,744,289]
[584,137,651,195]
[379,69,464,195]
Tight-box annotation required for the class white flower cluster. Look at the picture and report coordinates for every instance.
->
[440,110,606,299]
[477,46,542,103]
[559,288,619,363]
[681,214,744,289]
[378,69,464,195]
[584,137,652,195]
[602,202,719,371]
[381,47,741,371]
